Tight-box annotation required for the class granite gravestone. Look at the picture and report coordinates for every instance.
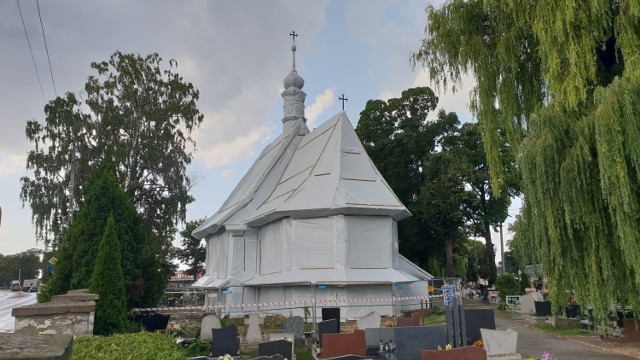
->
[200,314,222,342]
[211,325,239,357]
[534,301,552,317]
[519,295,535,315]
[365,325,447,360]
[245,313,264,344]
[318,319,339,346]
[464,308,495,345]
[259,339,293,360]
[268,333,295,358]
[356,312,381,330]
[283,316,305,347]
[481,328,520,359]
[321,330,366,359]
[322,307,340,322]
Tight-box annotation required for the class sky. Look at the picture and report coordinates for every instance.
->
[0,0,519,264]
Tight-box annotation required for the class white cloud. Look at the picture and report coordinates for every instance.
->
[306,88,335,129]
[0,153,25,178]
[219,169,233,179]
[197,126,270,169]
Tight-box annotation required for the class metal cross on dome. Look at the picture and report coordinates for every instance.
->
[290,31,298,70]
[339,93,348,110]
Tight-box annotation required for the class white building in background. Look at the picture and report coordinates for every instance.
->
[192,39,432,319]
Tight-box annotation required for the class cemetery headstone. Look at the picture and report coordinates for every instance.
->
[145,313,170,332]
[211,325,239,357]
[245,313,264,344]
[259,339,293,360]
[464,308,495,345]
[268,333,295,358]
[321,330,366,359]
[283,316,305,347]
[320,309,340,333]
[420,346,486,360]
[519,295,535,315]
[534,301,552,317]
[356,312,381,330]
[318,319,339,346]
[394,325,447,359]
[481,328,520,359]
[200,314,221,342]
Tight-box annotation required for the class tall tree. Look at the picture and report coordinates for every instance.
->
[357,87,455,270]
[176,219,206,277]
[414,0,639,323]
[444,123,519,282]
[90,215,128,336]
[0,249,41,285]
[42,160,165,308]
[21,51,203,251]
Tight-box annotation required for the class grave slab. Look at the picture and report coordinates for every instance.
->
[365,325,447,360]
[268,333,295,359]
[245,313,264,344]
[481,328,521,359]
[420,346,486,360]
[283,316,305,348]
[519,295,535,315]
[321,330,365,359]
[464,308,495,345]
[356,311,381,330]
[200,314,221,342]
[259,339,293,360]
[318,319,339,347]
[211,325,239,357]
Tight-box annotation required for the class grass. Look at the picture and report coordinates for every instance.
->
[531,322,589,337]
[73,332,186,360]
[423,314,446,325]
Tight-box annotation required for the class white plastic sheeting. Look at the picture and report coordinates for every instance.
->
[193,112,410,239]
[293,218,336,269]
[346,216,392,268]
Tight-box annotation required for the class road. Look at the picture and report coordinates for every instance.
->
[495,314,636,359]
[0,290,37,332]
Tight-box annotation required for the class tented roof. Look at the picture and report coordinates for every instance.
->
[193,112,410,239]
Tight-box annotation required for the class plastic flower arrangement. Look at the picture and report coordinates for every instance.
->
[473,339,484,348]
[218,355,233,360]
[437,344,453,351]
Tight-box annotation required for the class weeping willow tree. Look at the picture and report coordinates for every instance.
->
[413,0,640,323]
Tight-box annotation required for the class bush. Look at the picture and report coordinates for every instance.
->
[495,274,519,300]
[90,216,128,335]
[182,338,211,357]
[73,332,185,360]
[263,314,286,329]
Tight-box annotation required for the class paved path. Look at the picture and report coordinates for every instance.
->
[0,291,37,332]
[496,314,635,359]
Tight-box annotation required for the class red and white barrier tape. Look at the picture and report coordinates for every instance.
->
[132,294,447,313]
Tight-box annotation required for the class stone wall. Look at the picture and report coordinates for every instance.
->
[12,289,98,336]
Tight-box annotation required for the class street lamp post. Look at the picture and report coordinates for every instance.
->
[499,224,505,274]
[17,268,22,285]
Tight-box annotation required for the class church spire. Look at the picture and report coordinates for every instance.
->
[281,31,306,132]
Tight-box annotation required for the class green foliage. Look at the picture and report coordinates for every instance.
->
[90,216,128,336]
[414,0,640,325]
[263,314,286,329]
[176,219,206,277]
[0,249,41,286]
[495,274,519,300]
[72,332,185,360]
[357,89,516,279]
[519,274,531,295]
[21,51,203,251]
[45,160,165,308]
[497,301,507,311]
[182,338,211,357]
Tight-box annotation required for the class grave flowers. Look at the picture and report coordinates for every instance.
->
[218,355,233,360]
[473,339,483,347]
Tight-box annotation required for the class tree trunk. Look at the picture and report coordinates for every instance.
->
[445,237,454,277]
[479,185,496,277]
